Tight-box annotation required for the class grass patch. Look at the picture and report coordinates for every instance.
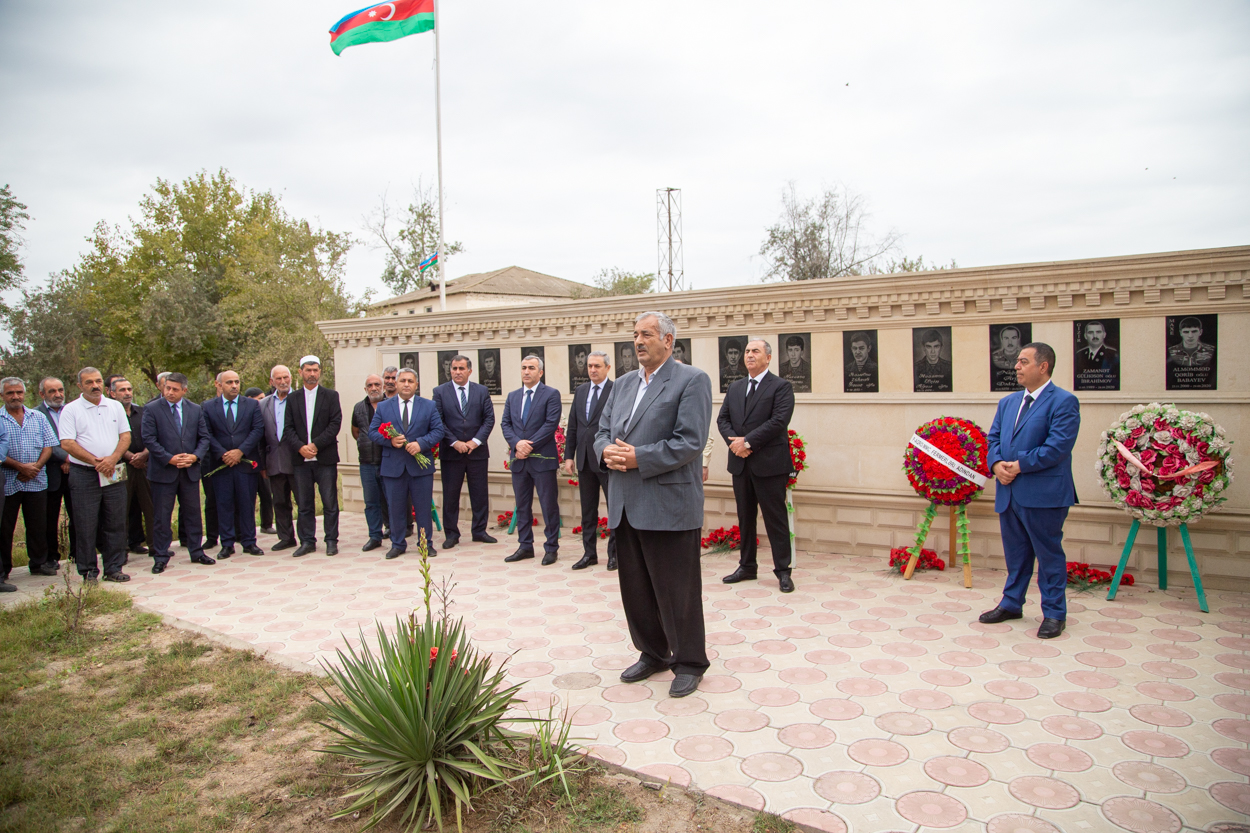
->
[752,812,796,833]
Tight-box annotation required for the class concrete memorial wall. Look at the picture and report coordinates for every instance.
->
[319,246,1250,590]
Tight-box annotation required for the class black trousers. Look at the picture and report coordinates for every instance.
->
[212,465,259,548]
[511,466,559,554]
[615,509,708,676]
[126,464,154,550]
[257,475,274,529]
[67,465,127,578]
[267,472,296,545]
[180,476,218,546]
[293,462,338,545]
[2,490,49,576]
[44,476,71,562]
[577,465,617,560]
[440,457,490,539]
[733,470,793,575]
[151,471,207,562]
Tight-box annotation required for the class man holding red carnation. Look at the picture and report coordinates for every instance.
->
[983,342,1080,639]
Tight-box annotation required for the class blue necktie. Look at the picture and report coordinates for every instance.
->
[172,403,182,432]
[225,399,235,430]
[1014,393,1034,435]
[459,386,467,413]
[521,389,533,424]
[587,385,599,420]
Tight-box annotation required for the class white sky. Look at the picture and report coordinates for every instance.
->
[2,1,1248,312]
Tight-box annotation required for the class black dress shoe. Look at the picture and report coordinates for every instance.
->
[442,537,459,550]
[204,540,218,549]
[291,543,315,558]
[1037,618,1066,639]
[473,533,498,544]
[620,660,665,683]
[129,544,149,555]
[541,552,557,566]
[271,539,297,551]
[362,539,382,552]
[571,555,598,570]
[384,547,404,560]
[722,567,757,584]
[103,572,131,583]
[978,606,1024,624]
[260,526,278,535]
[669,674,701,698]
[191,555,217,566]
[151,562,167,574]
[607,555,618,571]
[778,574,795,593]
[504,549,535,563]
[242,545,264,556]
[325,543,338,556]
[0,580,16,592]
[31,564,57,577]
[217,545,235,559]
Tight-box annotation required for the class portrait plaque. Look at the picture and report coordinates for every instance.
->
[477,349,502,396]
[1166,314,1217,391]
[436,350,458,386]
[398,352,420,385]
[842,330,879,393]
[1073,319,1120,391]
[778,333,812,393]
[718,335,748,393]
[568,343,592,393]
[912,327,953,392]
[520,345,546,382]
[989,323,1032,392]
[670,338,692,367]
[614,341,640,378]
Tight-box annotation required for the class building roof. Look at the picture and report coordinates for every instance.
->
[368,266,589,309]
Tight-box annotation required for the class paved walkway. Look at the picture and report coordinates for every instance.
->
[6,511,1249,833]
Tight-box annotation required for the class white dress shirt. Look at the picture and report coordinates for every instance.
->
[58,395,129,466]
[303,385,319,461]
[1015,379,1050,426]
[455,384,480,447]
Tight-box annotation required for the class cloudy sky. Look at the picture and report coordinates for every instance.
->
[2,1,1247,309]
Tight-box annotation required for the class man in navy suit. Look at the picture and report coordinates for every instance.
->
[369,367,444,559]
[202,370,265,558]
[562,351,616,570]
[500,355,561,565]
[982,342,1080,639]
[141,373,215,573]
[432,355,497,549]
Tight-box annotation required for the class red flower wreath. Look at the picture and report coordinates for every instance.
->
[787,429,807,489]
[902,417,990,506]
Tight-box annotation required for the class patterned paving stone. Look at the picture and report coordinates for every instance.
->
[1100,796,1183,833]
[813,770,881,804]
[895,790,968,828]
[1007,776,1081,810]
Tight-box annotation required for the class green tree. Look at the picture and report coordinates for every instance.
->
[570,267,655,298]
[759,182,900,281]
[877,254,959,273]
[364,181,464,297]
[0,184,31,317]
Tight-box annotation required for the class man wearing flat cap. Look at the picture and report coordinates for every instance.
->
[282,355,343,557]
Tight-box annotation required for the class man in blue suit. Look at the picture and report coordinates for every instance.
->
[141,373,215,573]
[982,342,1080,639]
[369,367,444,560]
[432,355,497,549]
[500,354,562,565]
[202,370,265,558]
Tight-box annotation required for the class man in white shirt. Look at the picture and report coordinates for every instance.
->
[58,367,132,582]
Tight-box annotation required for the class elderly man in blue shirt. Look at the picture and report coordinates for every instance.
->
[1,376,60,590]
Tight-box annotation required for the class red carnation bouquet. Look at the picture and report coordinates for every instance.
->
[379,421,431,468]
[787,430,806,489]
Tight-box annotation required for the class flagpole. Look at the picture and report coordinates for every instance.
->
[433,0,447,311]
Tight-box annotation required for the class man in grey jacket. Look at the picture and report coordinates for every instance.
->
[596,311,712,698]
[259,365,297,550]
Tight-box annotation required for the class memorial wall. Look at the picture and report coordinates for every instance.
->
[319,246,1250,590]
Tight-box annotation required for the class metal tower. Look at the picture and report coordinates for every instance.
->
[656,187,685,292]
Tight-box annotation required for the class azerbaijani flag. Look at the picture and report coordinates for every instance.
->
[329,0,435,56]
[417,251,438,273]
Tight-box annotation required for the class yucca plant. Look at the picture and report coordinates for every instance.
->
[316,530,532,831]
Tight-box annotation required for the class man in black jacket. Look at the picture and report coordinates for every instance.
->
[431,355,497,549]
[282,356,343,557]
[562,351,616,570]
[717,338,797,593]
[36,377,70,570]
[351,374,389,551]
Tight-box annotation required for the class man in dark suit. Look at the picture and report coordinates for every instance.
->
[197,375,224,549]
[596,312,712,698]
[36,377,70,570]
[368,367,444,559]
[111,378,154,556]
[432,355,497,549]
[141,372,215,573]
[203,370,265,558]
[500,355,562,565]
[981,342,1080,639]
[562,350,616,571]
[283,356,343,557]
[260,365,298,550]
[351,374,389,550]
[718,338,797,593]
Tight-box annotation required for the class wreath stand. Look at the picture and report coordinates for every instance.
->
[903,503,973,588]
[507,507,561,538]
[1106,520,1208,613]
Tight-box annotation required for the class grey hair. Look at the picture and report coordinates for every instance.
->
[522,354,544,371]
[156,372,171,384]
[215,371,224,383]
[383,365,399,374]
[1,376,26,392]
[451,354,473,369]
[747,337,773,357]
[588,350,610,365]
[77,367,102,384]
[38,377,62,394]
[270,364,290,379]
[397,367,418,381]
[635,311,676,341]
